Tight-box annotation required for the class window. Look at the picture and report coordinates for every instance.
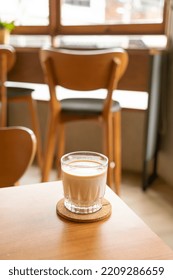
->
[0,0,49,34]
[0,0,49,26]
[61,0,164,25]
[58,0,167,35]
[0,0,168,35]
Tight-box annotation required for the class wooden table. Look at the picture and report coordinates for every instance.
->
[0,181,173,260]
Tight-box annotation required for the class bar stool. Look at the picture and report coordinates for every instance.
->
[0,45,15,126]
[40,48,128,194]
[7,86,43,169]
[0,45,42,169]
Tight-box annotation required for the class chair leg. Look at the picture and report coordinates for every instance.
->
[113,111,121,195]
[56,122,65,179]
[28,98,43,170]
[103,116,114,189]
[41,112,57,182]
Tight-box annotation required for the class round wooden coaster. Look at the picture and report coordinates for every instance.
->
[56,198,111,223]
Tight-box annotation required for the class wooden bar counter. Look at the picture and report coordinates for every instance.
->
[8,46,150,92]
[0,181,173,260]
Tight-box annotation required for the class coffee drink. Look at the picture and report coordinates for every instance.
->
[61,152,108,214]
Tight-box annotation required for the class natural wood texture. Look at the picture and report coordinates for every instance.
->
[0,126,36,188]
[40,48,128,194]
[7,88,43,169]
[0,46,42,169]
[8,48,45,84]
[119,49,150,91]
[8,47,150,92]
[121,171,173,250]
[0,45,16,126]
[20,166,173,250]
[9,0,167,35]
[56,198,111,223]
[0,181,173,260]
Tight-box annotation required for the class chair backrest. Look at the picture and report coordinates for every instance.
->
[0,126,36,188]
[39,48,128,114]
[0,45,16,126]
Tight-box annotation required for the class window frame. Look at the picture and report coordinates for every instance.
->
[11,0,54,35]
[11,0,168,36]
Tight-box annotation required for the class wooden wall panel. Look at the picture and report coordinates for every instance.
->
[8,47,150,91]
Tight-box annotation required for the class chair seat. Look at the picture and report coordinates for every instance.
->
[7,87,34,98]
[61,98,121,115]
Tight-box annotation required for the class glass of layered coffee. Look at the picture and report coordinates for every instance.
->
[61,151,108,214]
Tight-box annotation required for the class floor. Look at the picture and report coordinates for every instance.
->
[21,165,173,251]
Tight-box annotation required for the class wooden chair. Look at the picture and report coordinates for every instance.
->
[40,48,128,194]
[0,45,15,127]
[7,85,43,169]
[0,45,42,169]
[0,126,36,188]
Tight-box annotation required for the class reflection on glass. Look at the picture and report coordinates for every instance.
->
[61,0,164,26]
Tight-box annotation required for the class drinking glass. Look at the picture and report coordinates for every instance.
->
[61,151,108,214]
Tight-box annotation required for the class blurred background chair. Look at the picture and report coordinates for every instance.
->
[0,45,15,127]
[0,126,36,188]
[0,45,42,169]
[7,85,43,169]
[40,48,128,194]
